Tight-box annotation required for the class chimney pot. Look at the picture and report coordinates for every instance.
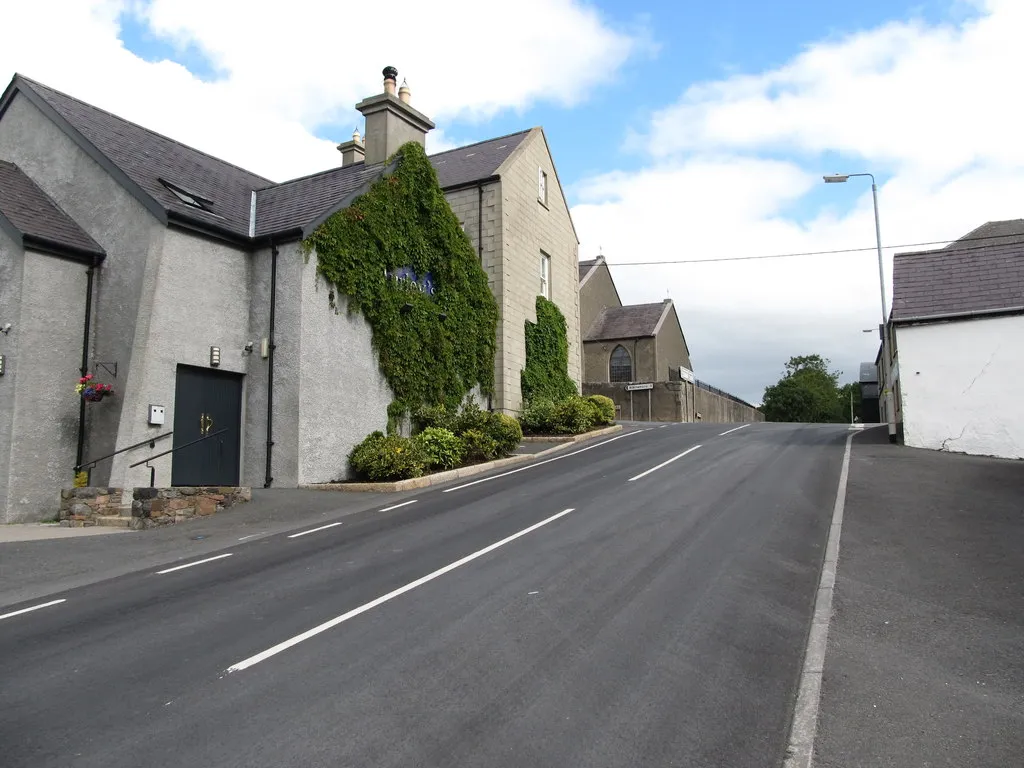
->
[398,78,411,104]
[383,66,398,96]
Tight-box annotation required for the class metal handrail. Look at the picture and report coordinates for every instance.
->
[129,428,228,469]
[75,431,174,473]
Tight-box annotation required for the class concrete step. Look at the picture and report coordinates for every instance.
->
[94,515,132,529]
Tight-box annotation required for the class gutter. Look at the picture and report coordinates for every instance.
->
[477,182,484,261]
[891,305,1024,326]
[264,240,279,488]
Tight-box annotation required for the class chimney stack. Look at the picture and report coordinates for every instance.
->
[337,128,365,167]
[355,66,435,165]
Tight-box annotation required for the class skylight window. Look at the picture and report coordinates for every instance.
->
[159,178,214,212]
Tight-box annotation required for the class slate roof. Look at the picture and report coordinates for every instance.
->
[2,74,532,243]
[430,130,530,189]
[0,160,105,259]
[584,301,670,341]
[945,219,1024,250]
[890,240,1024,322]
[8,75,273,238]
[859,362,878,383]
[578,257,599,283]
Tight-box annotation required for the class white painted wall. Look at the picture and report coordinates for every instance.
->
[896,314,1024,459]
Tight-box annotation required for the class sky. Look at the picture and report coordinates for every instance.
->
[2,0,1022,404]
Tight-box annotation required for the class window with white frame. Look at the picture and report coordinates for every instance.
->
[538,167,548,206]
[539,252,551,299]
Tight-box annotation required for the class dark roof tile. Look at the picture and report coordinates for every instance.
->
[0,160,104,258]
[584,302,669,341]
[891,239,1024,321]
[429,130,530,189]
[944,219,1024,250]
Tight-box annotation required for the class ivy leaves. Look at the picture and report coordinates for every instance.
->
[303,142,498,426]
[522,296,577,403]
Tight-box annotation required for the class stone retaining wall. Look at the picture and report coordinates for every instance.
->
[60,487,251,529]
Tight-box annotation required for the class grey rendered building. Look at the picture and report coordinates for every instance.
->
[0,67,581,523]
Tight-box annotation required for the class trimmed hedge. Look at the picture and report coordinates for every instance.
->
[522,394,617,436]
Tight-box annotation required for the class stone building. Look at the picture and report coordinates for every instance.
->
[578,255,692,383]
[0,67,581,522]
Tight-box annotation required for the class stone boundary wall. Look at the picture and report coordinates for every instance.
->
[60,486,251,529]
[583,382,764,424]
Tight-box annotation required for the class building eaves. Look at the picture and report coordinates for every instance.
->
[0,160,105,263]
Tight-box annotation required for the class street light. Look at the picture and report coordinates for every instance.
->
[826,172,895,438]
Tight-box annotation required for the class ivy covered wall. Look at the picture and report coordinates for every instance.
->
[521,295,578,403]
[302,142,499,425]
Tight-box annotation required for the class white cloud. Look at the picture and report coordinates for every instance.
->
[573,0,1024,403]
[0,0,642,180]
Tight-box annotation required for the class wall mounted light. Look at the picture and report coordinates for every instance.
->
[0,323,11,335]
[210,346,221,367]
[0,354,5,376]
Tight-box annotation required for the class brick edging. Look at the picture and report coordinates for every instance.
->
[301,424,623,493]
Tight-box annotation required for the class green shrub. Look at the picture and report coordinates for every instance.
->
[521,398,558,435]
[412,404,455,434]
[487,412,523,457]
[348,431,427,481]
[413,427,464,470]
[454,396,491,435]
[521,296,577,403]
[461,429,499,463]
[554,396,596,434]
[586,394,616,425]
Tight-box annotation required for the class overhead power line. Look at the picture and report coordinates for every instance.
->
[601,230,1024,267]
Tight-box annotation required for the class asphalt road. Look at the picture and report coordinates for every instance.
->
[0,422,850,768]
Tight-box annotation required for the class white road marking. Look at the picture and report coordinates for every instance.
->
[443,430,647,493]
[225,508,577,673]
[378,500,418,512]
[287,522,344,539]
[627,445,702,482]
[719,424,751,436]
[783,432,854,768]
[238,534,261,541]
[156,553,233,574]
[0,599,66,621]
[659,425,669,429]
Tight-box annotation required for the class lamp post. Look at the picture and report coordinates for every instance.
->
[825,173,896,439]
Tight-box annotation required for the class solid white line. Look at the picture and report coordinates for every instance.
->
[442,430,647,493]
[378,500,418,512]
[0,599,66,621]
[287,521,344,539]
[156,553,233,574]
[226,507,576,673]
[783,432,854,768]
[627,445,702,482]
[719,424,751,436]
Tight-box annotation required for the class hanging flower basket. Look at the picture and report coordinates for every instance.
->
[75,374,113,402]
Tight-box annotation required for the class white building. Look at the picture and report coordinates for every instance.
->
[887,220,1024,459]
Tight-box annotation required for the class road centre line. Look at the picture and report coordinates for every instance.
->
[627,445,702,482]
[0,599,66,621]
[225,507,577,673]
[378,500,418,512]
[442,430,648,493]
[156,553,233,574]
[719,424,751,436]
[287,522,344,538]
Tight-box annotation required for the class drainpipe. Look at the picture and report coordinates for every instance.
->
[477,183,484,262]
[75,261,96,476]
[264,241,278,488]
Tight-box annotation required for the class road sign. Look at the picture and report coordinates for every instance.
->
[625,383,653,391]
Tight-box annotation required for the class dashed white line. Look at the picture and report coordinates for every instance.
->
[287,521,344,539]
[659,424,669,429]
[225,507,577,673]
[156,553,233,574]
[0,599,66,621]
[378,500,418,512]
[719,424,751,436]
[443,430,647,493]
[627,445,702,482]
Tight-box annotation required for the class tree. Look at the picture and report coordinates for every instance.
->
[762,354,848,423]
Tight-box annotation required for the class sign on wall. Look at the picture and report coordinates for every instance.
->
[386,267,436,296]
[625,382,654,391]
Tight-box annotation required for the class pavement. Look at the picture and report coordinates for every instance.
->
[814,426,1024,767]
[0,420,1019,767]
